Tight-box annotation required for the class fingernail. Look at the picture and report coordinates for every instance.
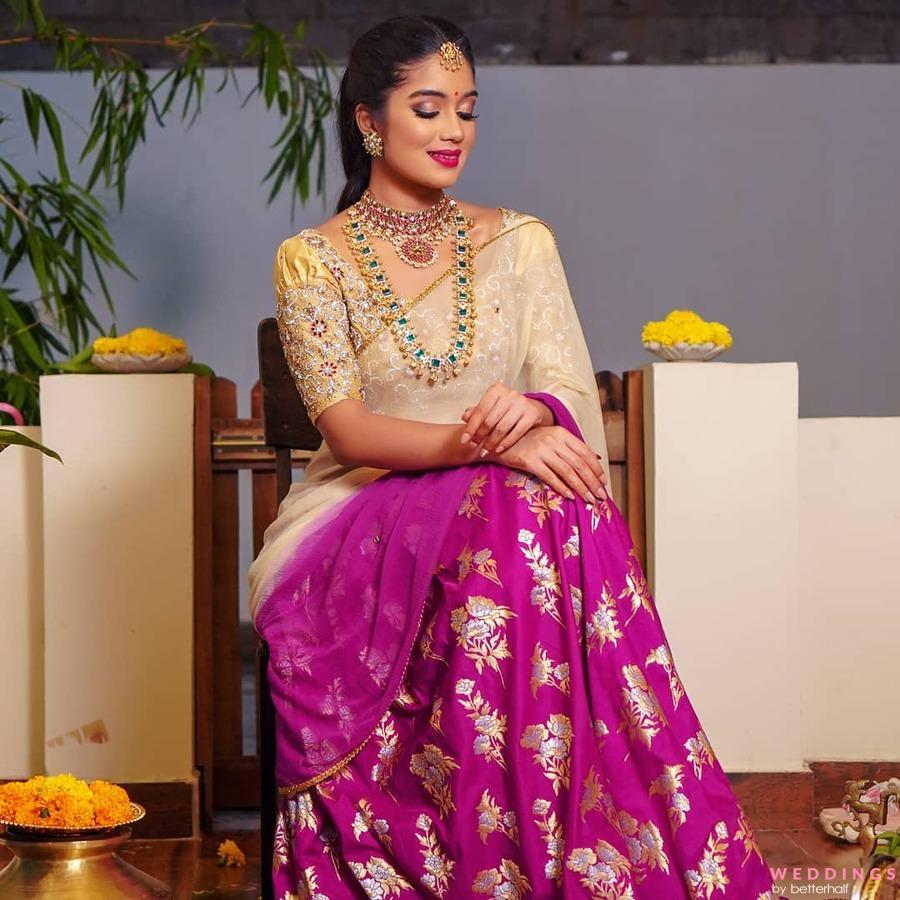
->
[565,490,575,500]
[461,432,470,444]
[584,492,594,505]
[594,487,604,497]
[496,444,504,453]
[479,448,488,458]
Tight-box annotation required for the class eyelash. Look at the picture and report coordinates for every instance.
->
[414,110,479,120]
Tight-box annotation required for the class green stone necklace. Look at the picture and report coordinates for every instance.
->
[342,201,477,385]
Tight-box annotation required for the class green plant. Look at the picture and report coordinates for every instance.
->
[1,0,337,424]
[0,427,61,460]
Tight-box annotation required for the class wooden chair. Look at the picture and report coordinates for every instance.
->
[254,315,646,899]
[256,317,321,900]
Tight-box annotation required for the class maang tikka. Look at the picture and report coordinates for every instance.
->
[438,40,464,71]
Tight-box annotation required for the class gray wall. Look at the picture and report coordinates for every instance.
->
[7,63,899,621]
[6,65,899,420]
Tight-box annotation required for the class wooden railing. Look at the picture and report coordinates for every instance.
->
[192,369,646,821]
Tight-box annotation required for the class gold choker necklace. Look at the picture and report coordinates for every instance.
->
[354,189,457,268]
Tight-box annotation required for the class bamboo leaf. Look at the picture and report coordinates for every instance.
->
[38,96,71,184]
[27,0,47,33]
[0,291,47,369]
[0,429,63,462]
[22,88,40,147]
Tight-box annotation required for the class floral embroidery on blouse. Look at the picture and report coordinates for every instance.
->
[273,237,365,425]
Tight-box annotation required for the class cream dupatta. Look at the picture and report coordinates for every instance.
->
[248,206,611,625]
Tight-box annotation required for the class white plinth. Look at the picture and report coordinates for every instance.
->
[0,427,46,777]
[643,361,802,771]
[798,416,900,761]
[38,374,195,782]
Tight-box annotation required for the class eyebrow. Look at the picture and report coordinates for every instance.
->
[407,89,479,99]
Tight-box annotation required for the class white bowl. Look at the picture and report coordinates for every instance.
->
[93,351,192,373]
[643,341,728,362]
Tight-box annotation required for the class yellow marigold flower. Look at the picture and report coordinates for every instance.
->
[0,773,133,828]
[88,780,133,826]
[641,309,733,348]
[216,838,246,867]
[93,327,187,357]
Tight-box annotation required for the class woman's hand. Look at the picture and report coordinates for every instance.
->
[460,382,552,454]
[484,424,609,504]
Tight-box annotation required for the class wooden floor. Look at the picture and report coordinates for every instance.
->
[0,814,873,898]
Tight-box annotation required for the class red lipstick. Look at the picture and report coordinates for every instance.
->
[428,150,461,168]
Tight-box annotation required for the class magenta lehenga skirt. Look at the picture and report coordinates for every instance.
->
[255,392,778,899]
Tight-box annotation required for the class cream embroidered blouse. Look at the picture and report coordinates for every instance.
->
[248,206,611,624]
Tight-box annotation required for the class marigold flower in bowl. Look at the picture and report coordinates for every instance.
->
[93,327,192,373]
[0,773,144,833]
[641,309,733,361]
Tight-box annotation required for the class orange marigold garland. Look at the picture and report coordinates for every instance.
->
[0,773,134,829]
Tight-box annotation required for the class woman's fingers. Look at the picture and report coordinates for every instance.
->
[562,435,608,496]
[484,406,526,453]
[461,387,503,444]
[532,460,577,501]
[494,415,533,454]
[545,450,594,504]
[471,398,508,448]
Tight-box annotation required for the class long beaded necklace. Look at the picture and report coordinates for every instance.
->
[342,198,477,385]
[355,188,457,269]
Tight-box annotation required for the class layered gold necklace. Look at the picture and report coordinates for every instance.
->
[342,191,477,385]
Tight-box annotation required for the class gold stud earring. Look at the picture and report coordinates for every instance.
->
[362,129,383,157]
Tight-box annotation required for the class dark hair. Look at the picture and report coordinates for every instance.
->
[335,15,475,214]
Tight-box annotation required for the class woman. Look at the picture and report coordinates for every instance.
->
[248,15,778,899]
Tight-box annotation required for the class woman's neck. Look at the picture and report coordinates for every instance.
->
[365,170,446,212]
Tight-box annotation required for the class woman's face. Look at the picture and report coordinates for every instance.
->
[358,51,478,191]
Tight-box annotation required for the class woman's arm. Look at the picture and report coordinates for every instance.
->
[317,399,490,470]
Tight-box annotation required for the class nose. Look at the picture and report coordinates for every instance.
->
[441,112,464,143]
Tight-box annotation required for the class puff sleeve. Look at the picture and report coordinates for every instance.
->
[272,234,365,425]
[517,220,613,494]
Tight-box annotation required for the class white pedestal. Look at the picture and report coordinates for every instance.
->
[38,374,195,782]
[798,416,900,761]
[642,361,802,771]
[0,427,46,777]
